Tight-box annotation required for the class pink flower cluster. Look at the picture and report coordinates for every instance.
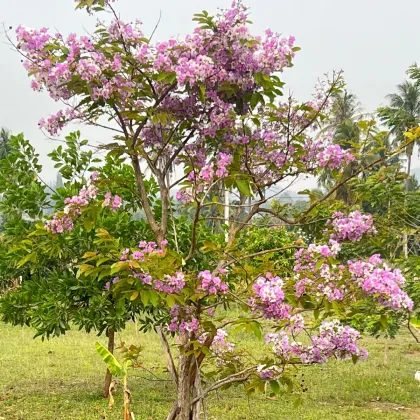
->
[287,314,305,334]
[176,152,232,204]
[175,189,194,205]
[294,244,347,302]
[169,2,296,90]
[168,305,199,334]
[249,273,291,320]
[293,241,413,311]
[45,173,123,234]
[38,110,66,136]
[266,320,368,364]
[116,240,186,295]
[45,214,74,234]
[215,153,232,178]
[45,174,98,233]
[257,365,282,380]
[348,255,413,311]
[211,329,235,354]
[108,19,143,43]
[103,192,123,211]
[328,211,376,242]
[105,276,120,290]
[198,270,229,295]
[197,329,235,364]
[294,240,341,273]
[317,144,355,170]
[120,240,167,263]
[155,272,186,295]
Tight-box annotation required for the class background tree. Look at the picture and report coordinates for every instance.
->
[0,128,11,160]
[378,81,420,179]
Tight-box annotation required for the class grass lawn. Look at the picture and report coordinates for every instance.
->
[1,321,420,419]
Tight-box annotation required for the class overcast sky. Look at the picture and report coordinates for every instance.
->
[1,0,420,185]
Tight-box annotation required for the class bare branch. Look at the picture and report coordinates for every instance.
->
[191,367,256,404]
[222,245,302,268]
[157,326,179,386]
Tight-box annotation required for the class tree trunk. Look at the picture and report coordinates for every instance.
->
[403,153,412,258]
[191,366,205,420]
[383,338,389,366]
[171,333,193,420]
[224,183,230,243]
[177,353,192,419]
[103,328,115,398]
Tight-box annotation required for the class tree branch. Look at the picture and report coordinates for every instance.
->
[131,155,162,242]
[222,245,301,268]
[191,367,256,404]
[185,202,201,262]
[157,326,179,386]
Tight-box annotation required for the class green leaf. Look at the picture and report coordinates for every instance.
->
[380,315,389,329]
[96,257,111,267]
[79,263,95,275]
[110,261,128,275]
[94,342,124,377]
[166,294,176,307]
[198,82,206,102]
[130,291,139,301]
[410,317,420,328]
[149,290,159,306]
[16,252,36,268]
[250,321,262,339]
[270,380,280,394]
[83,251,97,259]
[236,179,252,196]
[140,290,150,306]
[315,258,325,271]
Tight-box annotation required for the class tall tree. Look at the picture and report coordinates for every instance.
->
[318,91,382,203]
[378,81,420,179]
[0,128,11,160]
[328,90,363,132]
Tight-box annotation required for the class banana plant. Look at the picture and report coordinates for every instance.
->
[95,342,135,420]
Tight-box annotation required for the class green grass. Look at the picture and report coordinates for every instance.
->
[1,322,420,419]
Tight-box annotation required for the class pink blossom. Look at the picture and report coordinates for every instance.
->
[250,273,290,320]
[198,270,229,295]
[266,320,367,364]
[329,210,376,242]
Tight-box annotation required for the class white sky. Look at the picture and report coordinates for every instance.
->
[1,0,420,187]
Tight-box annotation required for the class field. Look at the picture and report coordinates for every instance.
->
[1,321,420,420]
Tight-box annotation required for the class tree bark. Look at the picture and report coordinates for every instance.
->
[175,333,193,420]
[191,366,205,420]
[131,155,163,244]
[383,338,389,366]
[103,328,115,398]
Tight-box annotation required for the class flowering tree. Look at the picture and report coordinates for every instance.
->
[2,1,415,419]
